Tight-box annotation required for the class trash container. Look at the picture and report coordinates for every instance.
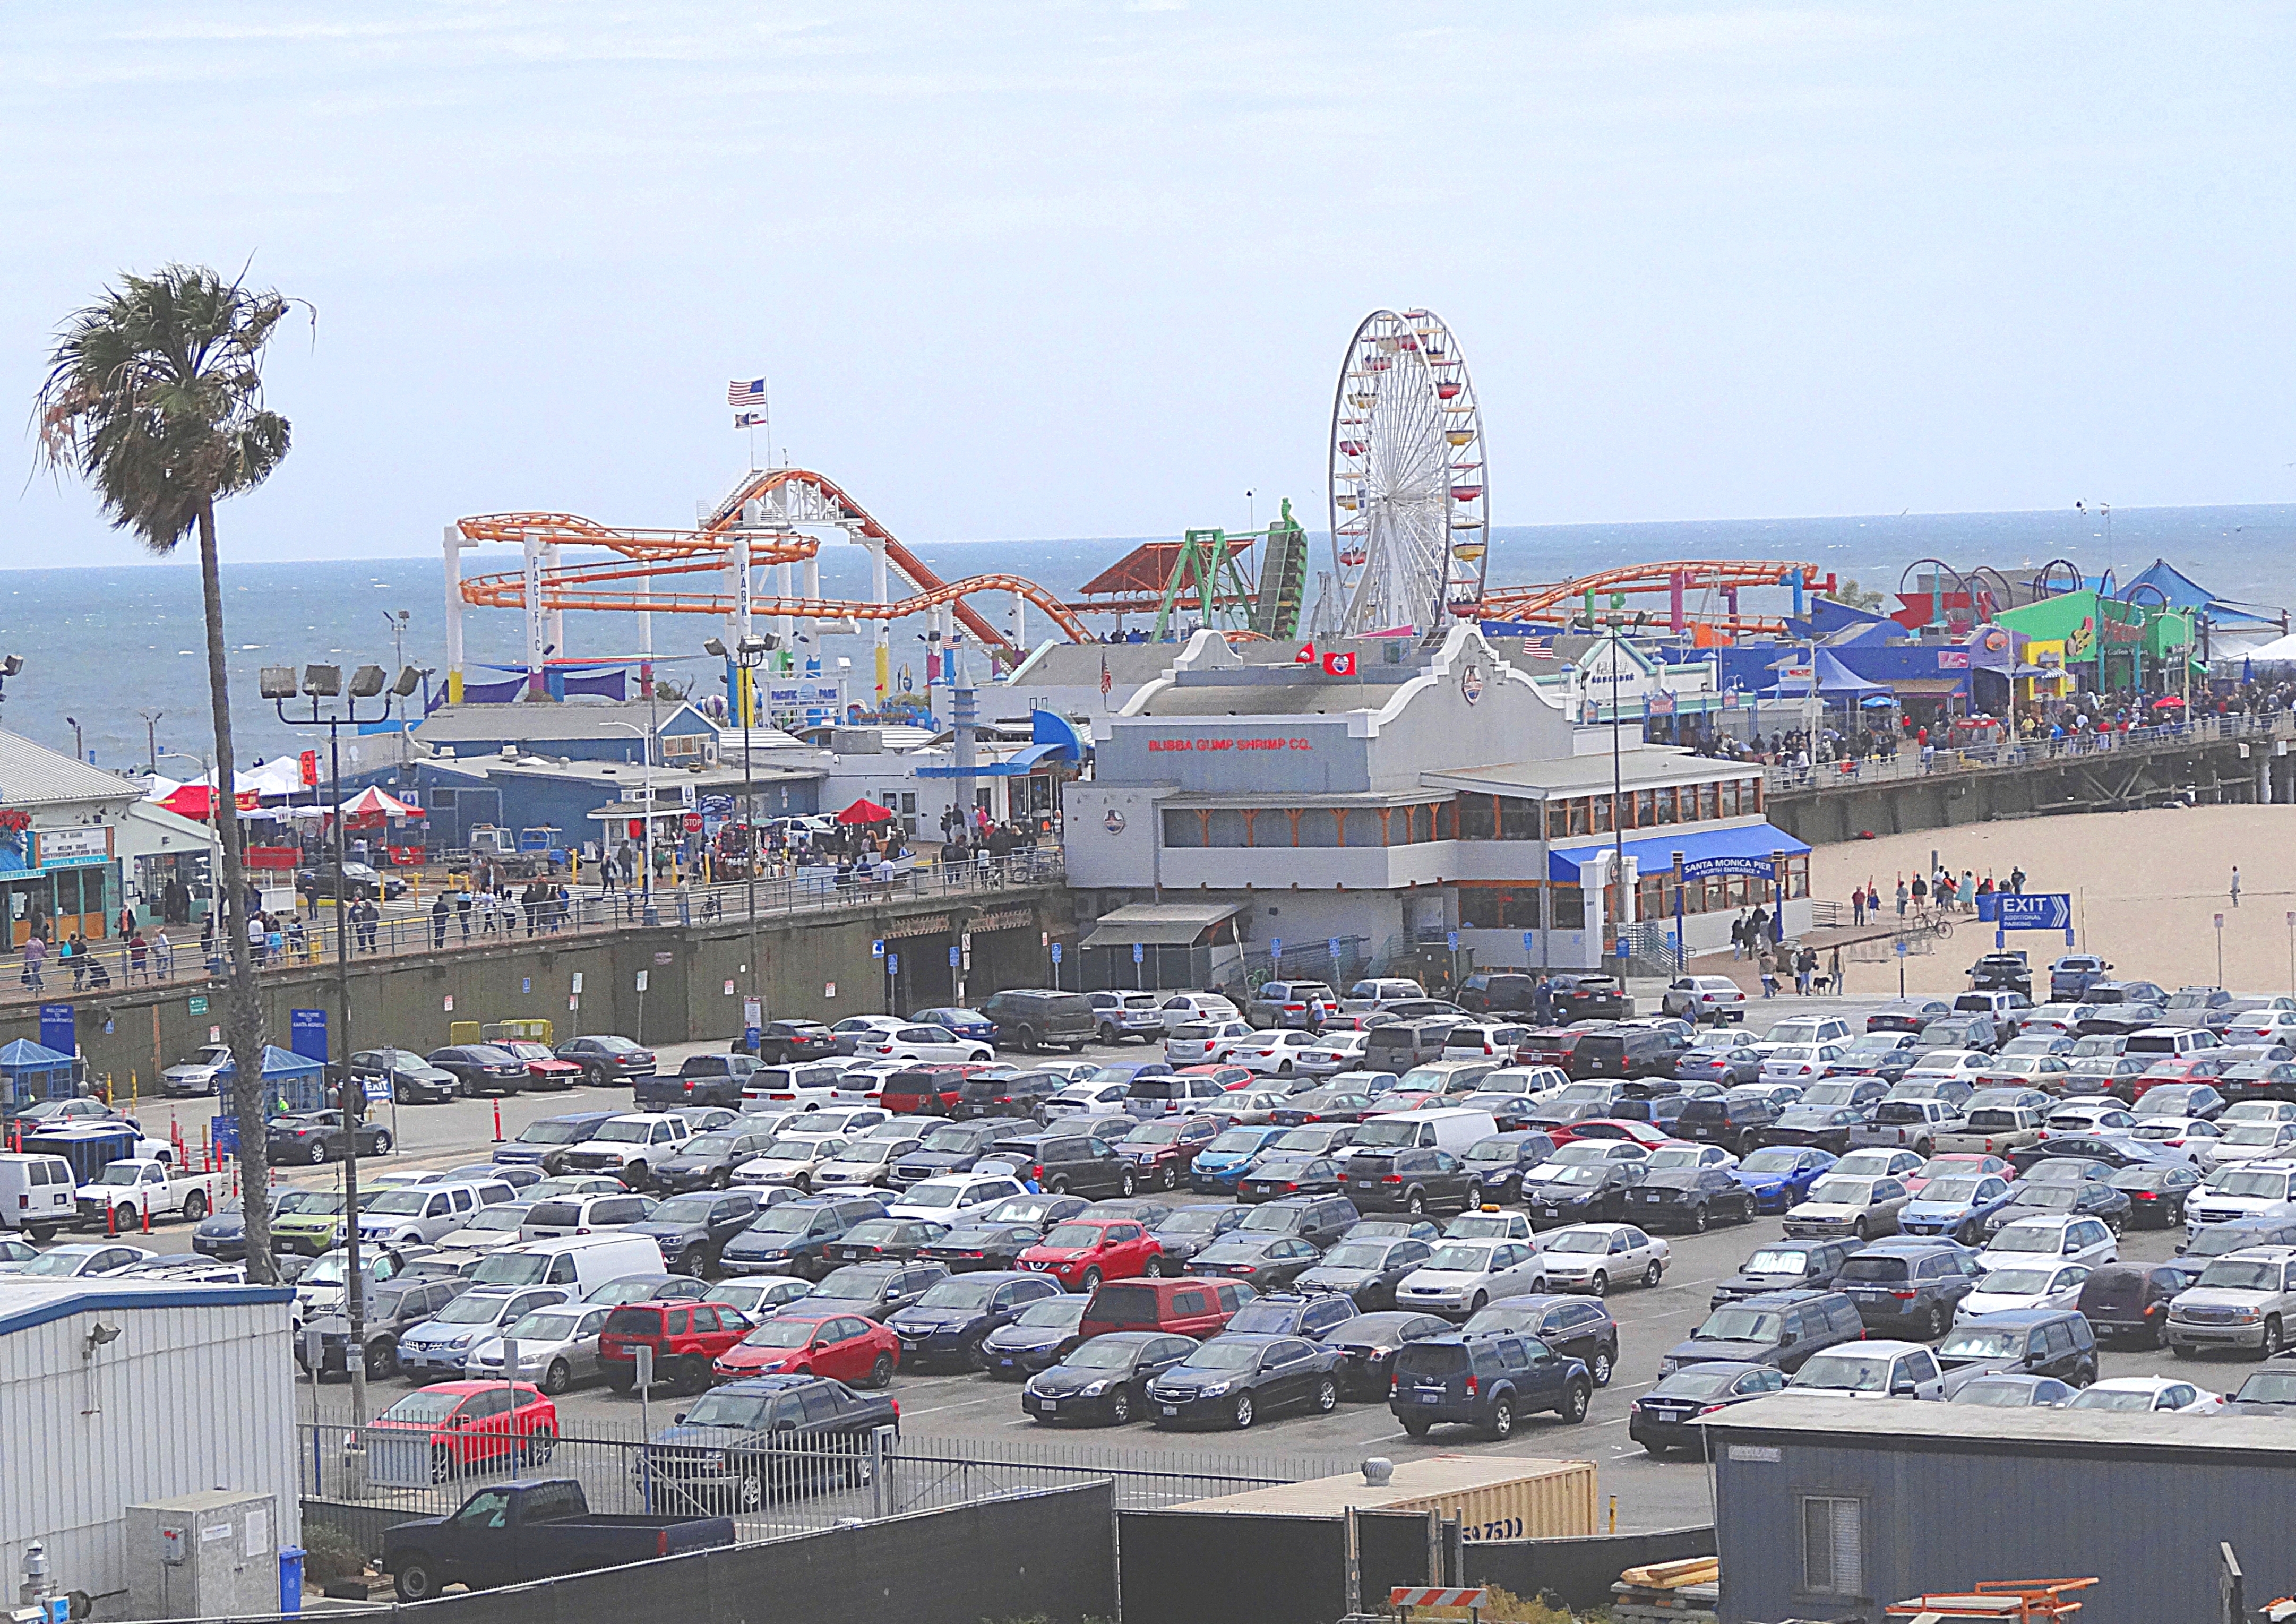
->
[278,1548,305,1614]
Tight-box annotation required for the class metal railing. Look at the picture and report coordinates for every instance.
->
[0,849,1064,1010]
[298,1419,1354,1540]
[1759,708,2296,796]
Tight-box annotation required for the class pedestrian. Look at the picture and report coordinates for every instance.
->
[2008,865,2026,895]
[1896,879,1909,917]
[1729,912,1747,960]
[1533,975,1555,1024]
[457,888,474,941]
[1758,945,1779,999]
[65,931,88,992]
[1961,870,1976,913]
[2232,866,2242,909]
[431,893,450,949]
[1795,946,1816,995]
[1768,909,1784,948]
[1911,873,1927,910]
[153,930,173,982]
[1851,887,1866,927]
[127,929,149,984]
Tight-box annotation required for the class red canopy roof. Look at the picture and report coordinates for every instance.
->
[834,797,895,825]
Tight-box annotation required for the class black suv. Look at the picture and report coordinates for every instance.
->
[1674,1094,1782,1154]
[978,990,1097,1053]
[631,1190,765,1275]
[739,1021,839,1063]
[890,1120,1013,1189]
[1233,1194,1361,1250]
[2076,1262,2187,1346]
[987,1130,1136,1198]
[1659,1289,1864,1374]
[717,1195,888,1279]
[1343,1147,1481,1215]
[953,1071,1065,1121]
[1551,975,1632,1020]
[1934,1308,2097,1393]
[1636,1166,1758,1233]
[1222,1291,1362,1341]
[1710,1238,1861,1306]
[1566,1027,1678,1080]
[1457,973,1537,1015]
[1364,1018,1465,1070]
[1834,1242,1983,1338]
[647,1373,900,1511]
[652,1126,781,1194]
[1460,1294,1621,1388]
[300,1275,471,1380]
[1390,1333,1592,1439]
[1967,952,2033,996]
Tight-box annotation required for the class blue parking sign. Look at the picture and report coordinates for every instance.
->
[1327,938,1342,959]
[887,952,899,975]
[871,939,885,958]
[949,945,962,969]
[1446,931,1460,951]
[1132,943,1145,964]
[1050,942,1063,964]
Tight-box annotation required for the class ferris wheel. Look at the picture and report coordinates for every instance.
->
[1327,308,1488,638]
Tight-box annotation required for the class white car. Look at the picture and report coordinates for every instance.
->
[1976,1215,2118,1272]
[1785,1340,1944,1400]
[858,1024,995,1064]
[2201,1121,2296,1171]
[434,1204,538,1254]
[2227,1009,2296,1044]
[1479,1064,1572,1102]
[731,1136,850,1189]
[1731,1080,1807,1107]
[829,1015,908,1052]
[1443,1209,1534,1240]
[1044,1079,1135,1117]
[885,1172,1029,1224]
[8,1242,155,1279]
[1661,975,1748,1022]
[1644,1142,1738,1171]
[1441,1024,1532,1061]
[1536,1224,1670,1295]
[1229,1029,1330,1075]
[2185,1159,2296,1228]
[810,1135,924,1189]
[1165,1020,1259,1064]
[1292,1032,1371,1077]
[1550,1139,1650,1167]
[1903,1050,1996,1083]
[824,1060,911,1104]
[1833,1148,1926,1180]
[2129,1118,2222,1162]
[2063,1376,2222,1414]
[776,1106,892,1139]
[1955,1260,2095,1319]
[519,1190,656,1241]
[1761,1016,1854,1050]
[1159,993,1242,1034]
[2037,1103,2139,1141]
[2166,1245,2296,1355]
[1760,1044,1848,1084]
[1392,1238,1550,1316]
[2223,1101,2296,1125]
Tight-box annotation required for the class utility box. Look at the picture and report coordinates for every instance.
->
[124,1492,280,1622]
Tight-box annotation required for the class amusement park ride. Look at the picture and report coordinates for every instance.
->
[440,308,1859,715]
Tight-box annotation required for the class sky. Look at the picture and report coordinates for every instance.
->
[4,2,2295,569]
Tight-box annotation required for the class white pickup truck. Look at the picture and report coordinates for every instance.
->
[74,1159,234,1230]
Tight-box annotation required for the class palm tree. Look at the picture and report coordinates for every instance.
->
[36,265,300,1278]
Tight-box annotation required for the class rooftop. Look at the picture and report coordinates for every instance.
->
[1426,747,1747,798]
[0,730,143,810]
[416,700,708,744]
[0,1277,296,1337]
[1709,1391,2296,1461]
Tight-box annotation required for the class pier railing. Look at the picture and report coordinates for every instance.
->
[1759,708,2296,795]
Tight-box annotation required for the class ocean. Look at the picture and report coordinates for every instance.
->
[5,502,2291,770]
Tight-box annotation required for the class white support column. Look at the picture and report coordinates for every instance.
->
[442,523,466,703]
[775,558,794,649]
[638,566,654,700]
[1011,591,1028,659]
[868,534,891,704]
[521,532,547,698]
[543,542,566,665]
[801,553,821,643]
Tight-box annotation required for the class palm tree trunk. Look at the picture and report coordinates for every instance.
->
[197,497,276,1279]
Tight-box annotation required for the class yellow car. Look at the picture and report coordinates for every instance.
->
[270,1189,348,1255]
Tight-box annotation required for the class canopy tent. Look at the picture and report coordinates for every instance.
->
[148,778,257,820]
[1546,822,1812,883]
[2230,630,2296,664]
[834,797,895,826]
[2117,560,2286,634]
[197,1044,329,1116]
[341,786,424,827]
[1759,649,1888,698]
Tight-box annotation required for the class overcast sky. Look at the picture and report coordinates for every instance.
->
[6,3,2293,568]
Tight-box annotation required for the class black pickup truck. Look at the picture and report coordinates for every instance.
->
[383,1479,733,1601]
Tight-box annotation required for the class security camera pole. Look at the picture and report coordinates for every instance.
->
[268,659,418,1487]
[705,632,779,1046]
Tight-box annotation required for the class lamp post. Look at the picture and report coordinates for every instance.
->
[705,633,778,1043]
[263,658,418,1474]
[597,721,656,923]
[65,716,83,764]
[137,712,162,775]
[1605,619,1629,964]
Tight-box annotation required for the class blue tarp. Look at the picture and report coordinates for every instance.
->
[2117,560,2283,631]
[1547,821,1812,883]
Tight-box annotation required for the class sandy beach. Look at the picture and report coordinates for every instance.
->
[1798,805,2296,998]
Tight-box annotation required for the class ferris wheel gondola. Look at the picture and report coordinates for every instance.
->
[1327,308,1489,639]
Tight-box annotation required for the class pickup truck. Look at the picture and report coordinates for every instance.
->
[383,1479,733,1602]
[1845,1099,1965,1156]
[1933,1105,2049,1158]
[73,1159,232,1230]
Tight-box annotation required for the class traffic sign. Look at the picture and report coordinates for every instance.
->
[1446,931,1459,951]
[871,939,885,958]
[1994,893,2072,932]
[1050,942,1063,964]
[887,953,899,976]
[1895,938,1910,957]
[1327,937,1342,960]
[1523,932,1536,953]
[1132,943,1145,964]
[1269,937,1282,959]
[364,1076,392,1103]
[2216,913,2226,930]
[683,811,703,833]
[950,945,962,969]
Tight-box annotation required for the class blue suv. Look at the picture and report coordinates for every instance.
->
[1189,1126,1292,1194]
[1387,1331,1592,1440]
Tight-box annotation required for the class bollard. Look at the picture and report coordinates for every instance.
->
[493,1098,504,1144]
[1608,1494,1618,1534]
[142,1202,150,1235]
[107,1204,116,1237]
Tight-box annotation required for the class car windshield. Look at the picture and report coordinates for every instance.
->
[1182,1341,1266,1372]
[2198,1260,2284,1291]
[682,1392,774,1429]
[1988,1228,2063,1254]
[760,1142,823,1162]
[1527,1164,1603,1187]
[1956,1380,2047,1407]
[1920,1180,1988,1203]
[1015,1296,1086,1328]
[902,1184,973,1209]
[595,1122,655,1145]
[1318,1243,1391,1268]
[1649,1367,1751,1399]
[1043,1224,1105,1248]
[433,1294,513,1325]
[280,1191,343,1215]
[1793,1353,1889,1391]
[1423,1243,1495,1271]
[1350,1121,1422,1148]
[380,1392,466,1425]
[2067,1388,2157,1412]
[1207,1131,1272,1153]
[1939,1328,2024,1359]
[745,1207,819,1235]
[990,1198,1065,1224]
[2214,1170,2294,1199]
[650,1197,722,1224]
[2013,1187,2079,1210]
[364,1191,433,1215]
[461,1208,527,1233]
[1697,1308,1783,1341]
[1804,1178,1874,1205]
[503,1310,584,1341]
[1800,1084,1862,1108]
[1124,1123,1184,1146]
[1464,1141,1522,1166]
[1742,1248,1813,1276]
[1157,1209,1227,1235]
[916,1278,1001,1310]
[1065,1339,1141,1371]
[1738,1150,1808,1175]
[1446,1215,1517,1239]
[2222,1126,2285,1146]
[2233,1372,2296,1404]
[832,1142,899,1165]
[1549,1230,1622,1254]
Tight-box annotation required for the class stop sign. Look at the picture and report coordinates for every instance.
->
[683,812,703,833]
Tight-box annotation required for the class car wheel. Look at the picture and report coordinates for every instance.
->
[1925,1304,1948,1340]
[1016,1027,1038,1053]
[1486,1396,1515,1440]
[1143,1257,1165,1277]
[966,1335,990,1372]
[307,1141,329,1166]
[2075,1360,2097,1388]
[1108,1388,1133,1424]
[1159,1164,1177,1191]
[1559,1380,1591,1424]
[1081,1268,1103,1293]
[394,1559,437,1603]
[1590,1346,1615,1387]
[1643,1442,1671,1460]
[2171,1340,2195,1359]
[1119,1171,1137,1198]
[1314,1376,1337,1414]
[372,1130,392,1154]
[868,1352,895,1388]
[183,1190,209,1222]
[1404,1190,1426,1216]
[1851,1217,1869,1240]
[1643,1259,1664,1287]
[366,1339,399,1380]
[523,1426,557,1465]
[541,1359,571,1396]
[1231,1394,1254,1429]
[1464,1181,1484,1210]
[1588,1271,1609,1298]
[1401,1417,1431,1439]
[2267,1317,2286,1357]
[1049,1177,1071,1196]
[1688,1205,1708,1235]
[1468,1291,1487,1315]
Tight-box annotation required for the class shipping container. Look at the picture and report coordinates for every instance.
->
[1175,1456,1597,1541]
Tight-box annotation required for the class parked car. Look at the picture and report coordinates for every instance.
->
[1729,1146,1839,1215]
[1146,1203,1251,1267]
[976,990,1097,1053]
[1659,1289,1866,1374]
[1345,1147,1485,1215]
[716,1195,887,1279]
[1785,1339,1946,1400]
[802,1260,949,1322]
[1630,1361,1788,1455]
[1976,1215,2119,1272]
[1184,1232,1323,1293]
[1709,1238,1860,1306]
[1520,1160,1648,1227]
[1147,1333,1344,1429]
[1932,1308,2098,1391]
[1294,1236,1435,1309]
[2062,1376,2222,1414]
[1536,1223,1669,1295]
[397,1285,574,1381]
[1631,1165,1758,1233]
[2165,1244,2296,1356]
[265,1110,393,1165]
[2110,1162,2203,1227]
[426,1045,531,1097]
[1388,1331,1591,1438]
[351,1049,461,1105]
[627,1191,762,1275]
[1835,1241,1983,1338]
[1021,1330,1199,1425]
[638,1374,900,1509]
[299,1275,474,1381]
[1017,1217,1165,1292]
[1392,1238,1551,1317]
[466,1302,617,1394]
[1783,1173,1911,1240]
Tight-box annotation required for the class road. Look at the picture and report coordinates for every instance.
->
[105,994,2234,1534]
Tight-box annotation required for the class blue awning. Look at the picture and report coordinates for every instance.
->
[1030,708,1089,760]
[914,743,1067,779]
[1547,822,1810,883]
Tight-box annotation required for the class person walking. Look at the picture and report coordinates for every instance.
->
[152,929,173,982]
[456,887,474,941]
[1533,975,1555,1025]
[431,893,450,949]
[2008,865,2026,895]
[1896,878,1910,917]
[1961,870,1976,914]
[1851,887,1866,927]
[2232,866,2243,909]
[1757,944,1779,999]
[1730,912,1749,960]
[1911,873,1928,910]
[1796,945,1817,995]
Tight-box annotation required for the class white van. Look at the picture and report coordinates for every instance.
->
[1341,1107,1501,1160]
[462,1232,665,1295]
[742,1061,850,1107]
[0,1154,76,1239]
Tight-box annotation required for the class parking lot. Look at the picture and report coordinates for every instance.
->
[66,990,2259,1533]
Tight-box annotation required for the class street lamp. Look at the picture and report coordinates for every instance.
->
[137,711,162,775]
[597,720,656,921]
[1603,620,1630,965]
[157,750,220,926]
[65,716,83,764]
[265,657,419,1458]
[704,632,779,1043]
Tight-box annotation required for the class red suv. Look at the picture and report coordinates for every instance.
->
[1018,1218,1164,1292]
[880,1065,979,1116]
[599,1300,756,1394]
[1115,1115,1230,1190]
[1078,1275,1248,1341]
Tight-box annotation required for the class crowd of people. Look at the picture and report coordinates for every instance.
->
[1847,862,2030,924]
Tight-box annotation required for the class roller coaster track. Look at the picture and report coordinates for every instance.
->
[1474,559,1826,638]
[455,468,1089,660]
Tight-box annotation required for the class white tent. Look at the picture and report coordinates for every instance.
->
[2226,630,2296,664]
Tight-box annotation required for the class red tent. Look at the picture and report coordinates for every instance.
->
[835,797,895,826]
[340,786,424,828]
[152,783,257,820]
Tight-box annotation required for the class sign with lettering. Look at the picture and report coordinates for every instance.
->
[1146,736,1315,754]
[33,827,110,869]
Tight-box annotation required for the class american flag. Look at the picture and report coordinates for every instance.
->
[1099,653,1112,696]
[727,377,767,406]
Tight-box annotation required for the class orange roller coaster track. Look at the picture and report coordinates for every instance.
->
[454,468,1089,660]
[1473,559,1828,638]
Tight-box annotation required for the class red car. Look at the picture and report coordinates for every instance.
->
[500,1040,584,1090]
[710,1311,901,1386]
[1175,1064,1256,1091]
[1900,1151,2010,1197]
[599,1300,756,1393]
[1115,1114,1231,1190]
[1565,1119,1673,1152]
[371,1381,557,1478]
[880,1064,985,1115]
[2129,1056,2228,1101]
[1017,1218,1165,1291]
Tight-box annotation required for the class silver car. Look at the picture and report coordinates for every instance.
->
[465,1303,615,1394]
[396,1285,570,1380]
[1392,1239,1551,1317]
[733,1136,851,1191]
[812,1136,924,1190]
